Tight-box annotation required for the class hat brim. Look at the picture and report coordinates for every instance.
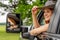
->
[39,5,55,10]
[8,14,20,22]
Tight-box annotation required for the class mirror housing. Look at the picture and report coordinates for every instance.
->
[21,26,30,39]
[6,13,22,33]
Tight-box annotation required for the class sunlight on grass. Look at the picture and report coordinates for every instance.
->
[0,25,20,40]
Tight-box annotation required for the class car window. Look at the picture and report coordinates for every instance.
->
[37,10,44,25]
[38,15,45,26]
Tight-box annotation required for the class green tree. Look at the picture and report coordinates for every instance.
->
[10,0,47,25]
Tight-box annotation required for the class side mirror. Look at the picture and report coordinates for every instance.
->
[20,26,35,40]
[21,26,28,33]
[6,13,22,33]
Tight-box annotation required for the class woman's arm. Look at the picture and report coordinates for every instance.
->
[32,6,40,28]
[30,24,49,36]
[32,15,40,28]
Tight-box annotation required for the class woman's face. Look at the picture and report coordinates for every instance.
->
[8,18,16,26]
[44,8,53,22]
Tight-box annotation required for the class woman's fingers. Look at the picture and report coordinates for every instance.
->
[32,6,39,15]
[30,28,39,36]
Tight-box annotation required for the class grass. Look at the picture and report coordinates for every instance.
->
[0,25,20,40]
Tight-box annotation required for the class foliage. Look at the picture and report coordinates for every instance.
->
[10,0,12,2]
[10,0,47,25]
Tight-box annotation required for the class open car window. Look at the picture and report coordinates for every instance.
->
[37,10,44,25]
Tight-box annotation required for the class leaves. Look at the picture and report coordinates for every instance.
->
[10,0,47,25]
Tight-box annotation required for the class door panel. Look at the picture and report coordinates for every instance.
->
[45,0,60,40]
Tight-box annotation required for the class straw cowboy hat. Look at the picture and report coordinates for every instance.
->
[8,14,20,22]
[40,1,56,10]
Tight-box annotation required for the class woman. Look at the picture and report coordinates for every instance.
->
[7,14,20,30]
[30,1,56,36]
[8,17,18,30]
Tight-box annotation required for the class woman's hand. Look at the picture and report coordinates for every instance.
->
[30,28,40,36]
[30,24,49,36]
[32,6,39,16]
